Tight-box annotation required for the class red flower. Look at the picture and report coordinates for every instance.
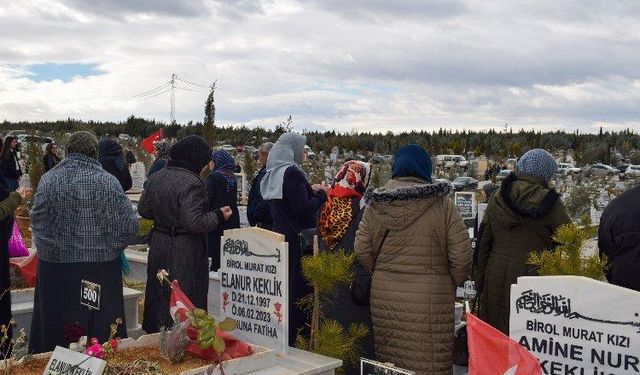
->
[109,339,118,350]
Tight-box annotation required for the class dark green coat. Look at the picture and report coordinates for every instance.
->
[473,173,570,334]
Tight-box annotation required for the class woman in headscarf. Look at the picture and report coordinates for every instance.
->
[474,148,570,334]
[29,131,138,353]
[0,180,27,355]
[317,160,375,372]
[0,136,23,191]
[98,138,132,192]
[260,132,329,346]
[43,143,61,172]
[148,140,171,177]
[138,135,233,333]
[355,145,471,375]
[206,149,240,271]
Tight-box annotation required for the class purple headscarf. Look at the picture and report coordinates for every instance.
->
[212,149,237,191]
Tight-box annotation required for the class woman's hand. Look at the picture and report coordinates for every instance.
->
[220,206,233,221]
[16,187,28,200]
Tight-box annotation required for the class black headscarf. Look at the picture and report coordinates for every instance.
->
[167,135,211,175]
[98,139,126,172]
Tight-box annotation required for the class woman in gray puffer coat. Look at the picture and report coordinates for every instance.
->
[138,135,232,333]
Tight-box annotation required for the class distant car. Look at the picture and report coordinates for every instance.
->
[557,163,581,175]
[118,133,130,141]
[434,178,453,191]
[625,165,640,177]
[221,144,235,153]
[452,177,478,191]
[496,169,513,181]
[616,164,629,174]
[369,155,385,164]
[583,163,618,177]
[16,135,54,153]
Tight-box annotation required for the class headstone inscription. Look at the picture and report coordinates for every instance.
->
[510,276,640,375]
[219,228,289,354]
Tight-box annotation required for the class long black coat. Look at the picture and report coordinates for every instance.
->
[206,172,240,271]
[598,186,640,292]
[318,197,375,371]
[138,166,225,333]
[247,167,273,229]
[267,166,326,346]
[100,158,132,192]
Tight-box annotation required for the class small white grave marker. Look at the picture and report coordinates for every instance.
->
[44,346,106,375]
[129,162,146,193]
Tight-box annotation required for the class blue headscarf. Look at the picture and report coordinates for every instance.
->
[392,144,433,183]
[212,149,237,191]
[517,148,557,182]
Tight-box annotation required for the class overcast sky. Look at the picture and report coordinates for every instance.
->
[2,0,640,133]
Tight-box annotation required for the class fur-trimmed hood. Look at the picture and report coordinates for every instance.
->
[493,172,560,227]
[365,177,452,230]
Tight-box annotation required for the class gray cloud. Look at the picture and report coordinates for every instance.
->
[2,0,640,132]
[58,0,209,18]
[300,0,469,21]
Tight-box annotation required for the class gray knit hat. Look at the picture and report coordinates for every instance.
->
[516,148,557,182]
[67,131,99,159]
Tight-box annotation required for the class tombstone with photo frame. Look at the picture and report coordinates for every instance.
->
[235,172,247,204]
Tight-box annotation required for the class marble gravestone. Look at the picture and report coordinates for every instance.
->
[510,276,640,375]
[129,162,146,193]
[219,228,289,355]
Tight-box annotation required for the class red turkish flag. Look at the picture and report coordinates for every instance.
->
[467,312,542,375]
[169,280,195,323]
[141,129,162,154]
[168,280,253,360]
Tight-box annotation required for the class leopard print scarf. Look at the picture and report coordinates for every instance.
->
[318,196,353,250]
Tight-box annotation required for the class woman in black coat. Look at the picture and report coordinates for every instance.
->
[206,149,240,271]
[138,136,233,333]
[43,143,61,172]
[260,132,328,346]
[0,136,23,191]
[98,139,132,192]
[317,160,375,371]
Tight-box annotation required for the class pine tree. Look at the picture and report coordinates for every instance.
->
[203,81,217,146]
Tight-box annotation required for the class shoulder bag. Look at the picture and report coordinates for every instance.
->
[350,229,389,306]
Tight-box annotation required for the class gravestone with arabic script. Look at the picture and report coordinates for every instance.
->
[510,276,640,375]
[219,227,289,354]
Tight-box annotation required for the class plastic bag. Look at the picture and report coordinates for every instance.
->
[8,221,29,257]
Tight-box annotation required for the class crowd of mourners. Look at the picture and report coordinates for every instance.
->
[1,130,639,375]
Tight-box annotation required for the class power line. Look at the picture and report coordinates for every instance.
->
[134,88,173,101]
[176,76,207,88]
[132,81,171,98]
[131,73,208,123]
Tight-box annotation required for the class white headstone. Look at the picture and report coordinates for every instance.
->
[510,276,640,375]
[235,172,247,203]
[220,228,288,355]
[477,203,488,231]
[129,162,146,193]
[590,206,603,226]
[455,192,476,220]
[45,346,106,375]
